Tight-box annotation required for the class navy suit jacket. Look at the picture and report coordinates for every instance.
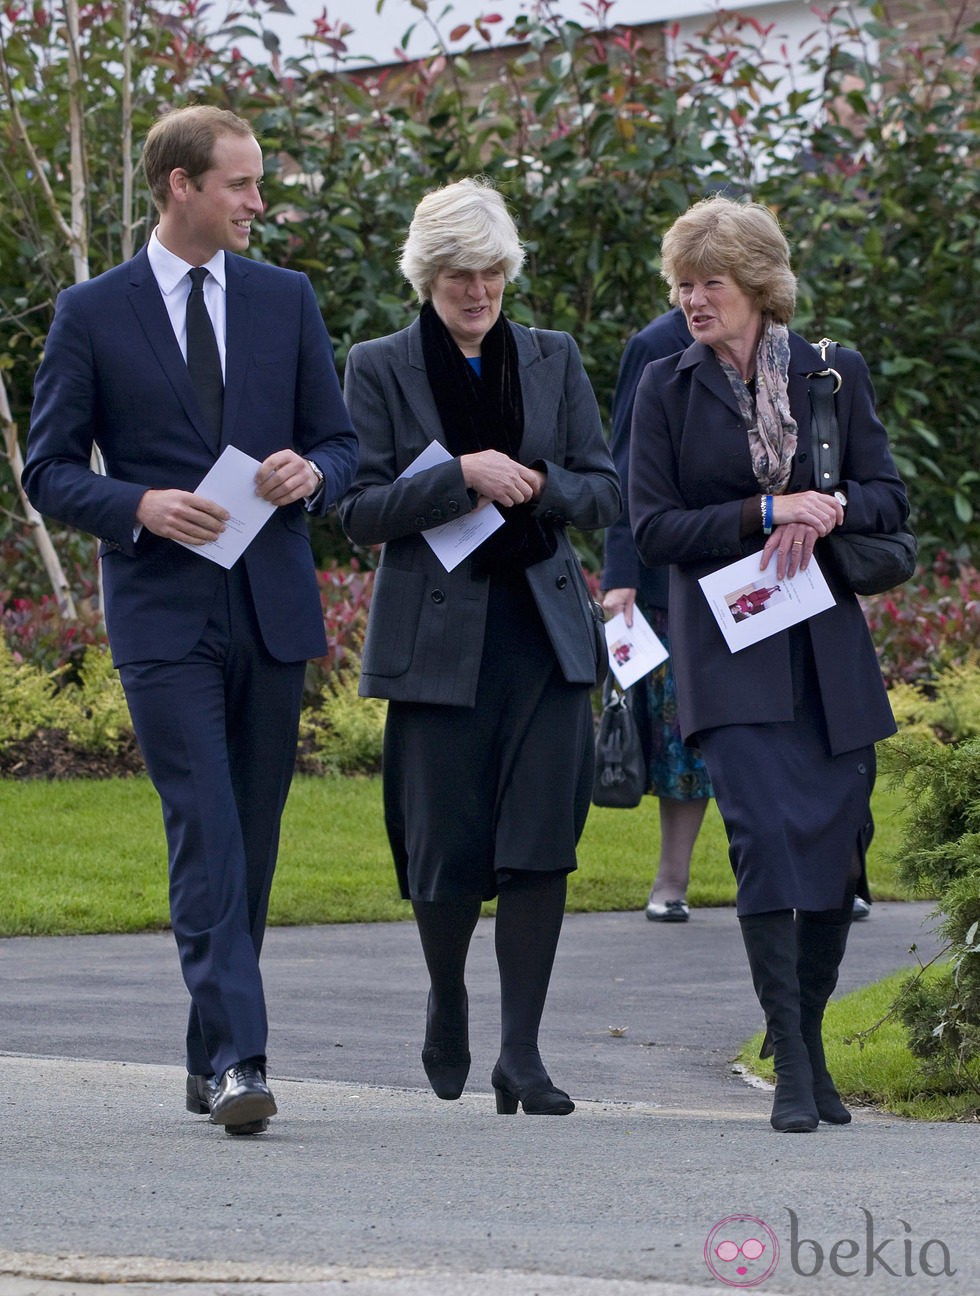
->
[24,247,358,666]
[601,307,692,605]
[629,333,909,755]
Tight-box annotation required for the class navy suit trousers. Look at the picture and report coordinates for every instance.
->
[119,563,305,1078]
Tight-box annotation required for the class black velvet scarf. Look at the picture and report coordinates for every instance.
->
[419,301,556,575]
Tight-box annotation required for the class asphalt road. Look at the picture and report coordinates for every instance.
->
[1,902,975,1296]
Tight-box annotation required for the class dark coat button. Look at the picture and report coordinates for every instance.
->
[556,575,568,589]
[414,515,426,528]
[430,508,443,522]
[857,762,867,775]
[448,500,460,514]
[431,589,445,604]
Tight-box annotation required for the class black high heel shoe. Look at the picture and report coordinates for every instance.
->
[421,1043,471,1100]
[491,1062,575,1115]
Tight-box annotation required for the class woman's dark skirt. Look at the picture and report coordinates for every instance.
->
[695,628,875,917]
[383,572,595,902]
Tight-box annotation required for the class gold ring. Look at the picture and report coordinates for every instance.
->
[792,540,804,546]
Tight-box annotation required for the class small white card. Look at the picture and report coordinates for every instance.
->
[177,445,276,569]
[399,441,504,573]
[699,551,836,653]
[603,604,669,690]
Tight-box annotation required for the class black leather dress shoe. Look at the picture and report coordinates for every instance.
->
[186,1073,218,1114]
[208,1062,277,1129]
[186,1072,269,1135]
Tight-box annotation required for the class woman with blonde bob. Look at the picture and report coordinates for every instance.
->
[630,195,910,1131]
[341,178,620,1115]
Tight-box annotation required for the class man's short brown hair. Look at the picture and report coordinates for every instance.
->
[142,105,255,213]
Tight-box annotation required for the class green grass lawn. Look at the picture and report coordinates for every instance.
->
[0,773,912,937]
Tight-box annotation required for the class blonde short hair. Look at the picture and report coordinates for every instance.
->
[399,177,525,303]
[660,194,797,324]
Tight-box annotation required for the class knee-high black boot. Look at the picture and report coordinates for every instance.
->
[740,910,819,1132]
[492,871,574,1115]
[796,912,852,1124]
[412,897,482,1099]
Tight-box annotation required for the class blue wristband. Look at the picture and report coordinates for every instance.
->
[762,494,774,535]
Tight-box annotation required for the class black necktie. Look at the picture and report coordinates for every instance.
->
[186,266,223,445]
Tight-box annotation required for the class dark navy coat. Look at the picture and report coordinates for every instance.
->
[601,306,691,605]
[629,333,908,756]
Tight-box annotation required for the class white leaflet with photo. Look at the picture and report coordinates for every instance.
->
[698,551,836,653]
[603,604,669,689]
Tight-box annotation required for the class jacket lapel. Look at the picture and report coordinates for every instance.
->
[124,247,220,454]
[679,342,743,419]
[221,255,250,449]
[388,319,449,464]
[515,325,561,463]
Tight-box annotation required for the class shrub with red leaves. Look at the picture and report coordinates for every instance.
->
[861,553,980,687]
[9,550,972,700]
[308,559,375,687]
[0,590,106,680]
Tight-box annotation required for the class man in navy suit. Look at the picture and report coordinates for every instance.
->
[23,106,358,1134]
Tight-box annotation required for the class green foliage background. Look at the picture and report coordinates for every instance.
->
[1,0,979,580]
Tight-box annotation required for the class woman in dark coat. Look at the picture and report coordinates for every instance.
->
[629,195,910,1132]
[340,179,620,1115]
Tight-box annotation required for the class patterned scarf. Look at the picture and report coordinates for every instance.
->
[718,318,798,494]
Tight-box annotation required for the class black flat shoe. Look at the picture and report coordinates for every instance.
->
[645,898,690,923]
[421,1044,471,1100]
[186,1072,269,1135]
[208,1062,277,1128]
[491,1063,574,1116]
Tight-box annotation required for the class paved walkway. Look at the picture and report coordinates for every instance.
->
[1,902,975,1295]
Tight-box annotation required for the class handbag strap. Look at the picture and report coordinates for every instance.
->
[601,674,631,707]
[807,337,842,493]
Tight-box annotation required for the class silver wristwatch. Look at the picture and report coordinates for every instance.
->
[305,459,325,500]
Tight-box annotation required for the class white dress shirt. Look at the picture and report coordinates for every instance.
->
[147,230,227,379]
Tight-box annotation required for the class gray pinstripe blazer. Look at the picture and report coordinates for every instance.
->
[339,317,621,707]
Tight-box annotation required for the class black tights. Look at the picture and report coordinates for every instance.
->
[412,896,481,1046]
[496,871,568,1084]
[411,871,568,1086]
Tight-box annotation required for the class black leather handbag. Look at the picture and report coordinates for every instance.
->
[592,677,646,809]
[808,339,917,596]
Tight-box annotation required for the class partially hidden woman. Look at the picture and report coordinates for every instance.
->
[340,179,621,1115]
[629,195,910,1132]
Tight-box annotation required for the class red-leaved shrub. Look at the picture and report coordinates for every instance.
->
[861,553,980,687]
